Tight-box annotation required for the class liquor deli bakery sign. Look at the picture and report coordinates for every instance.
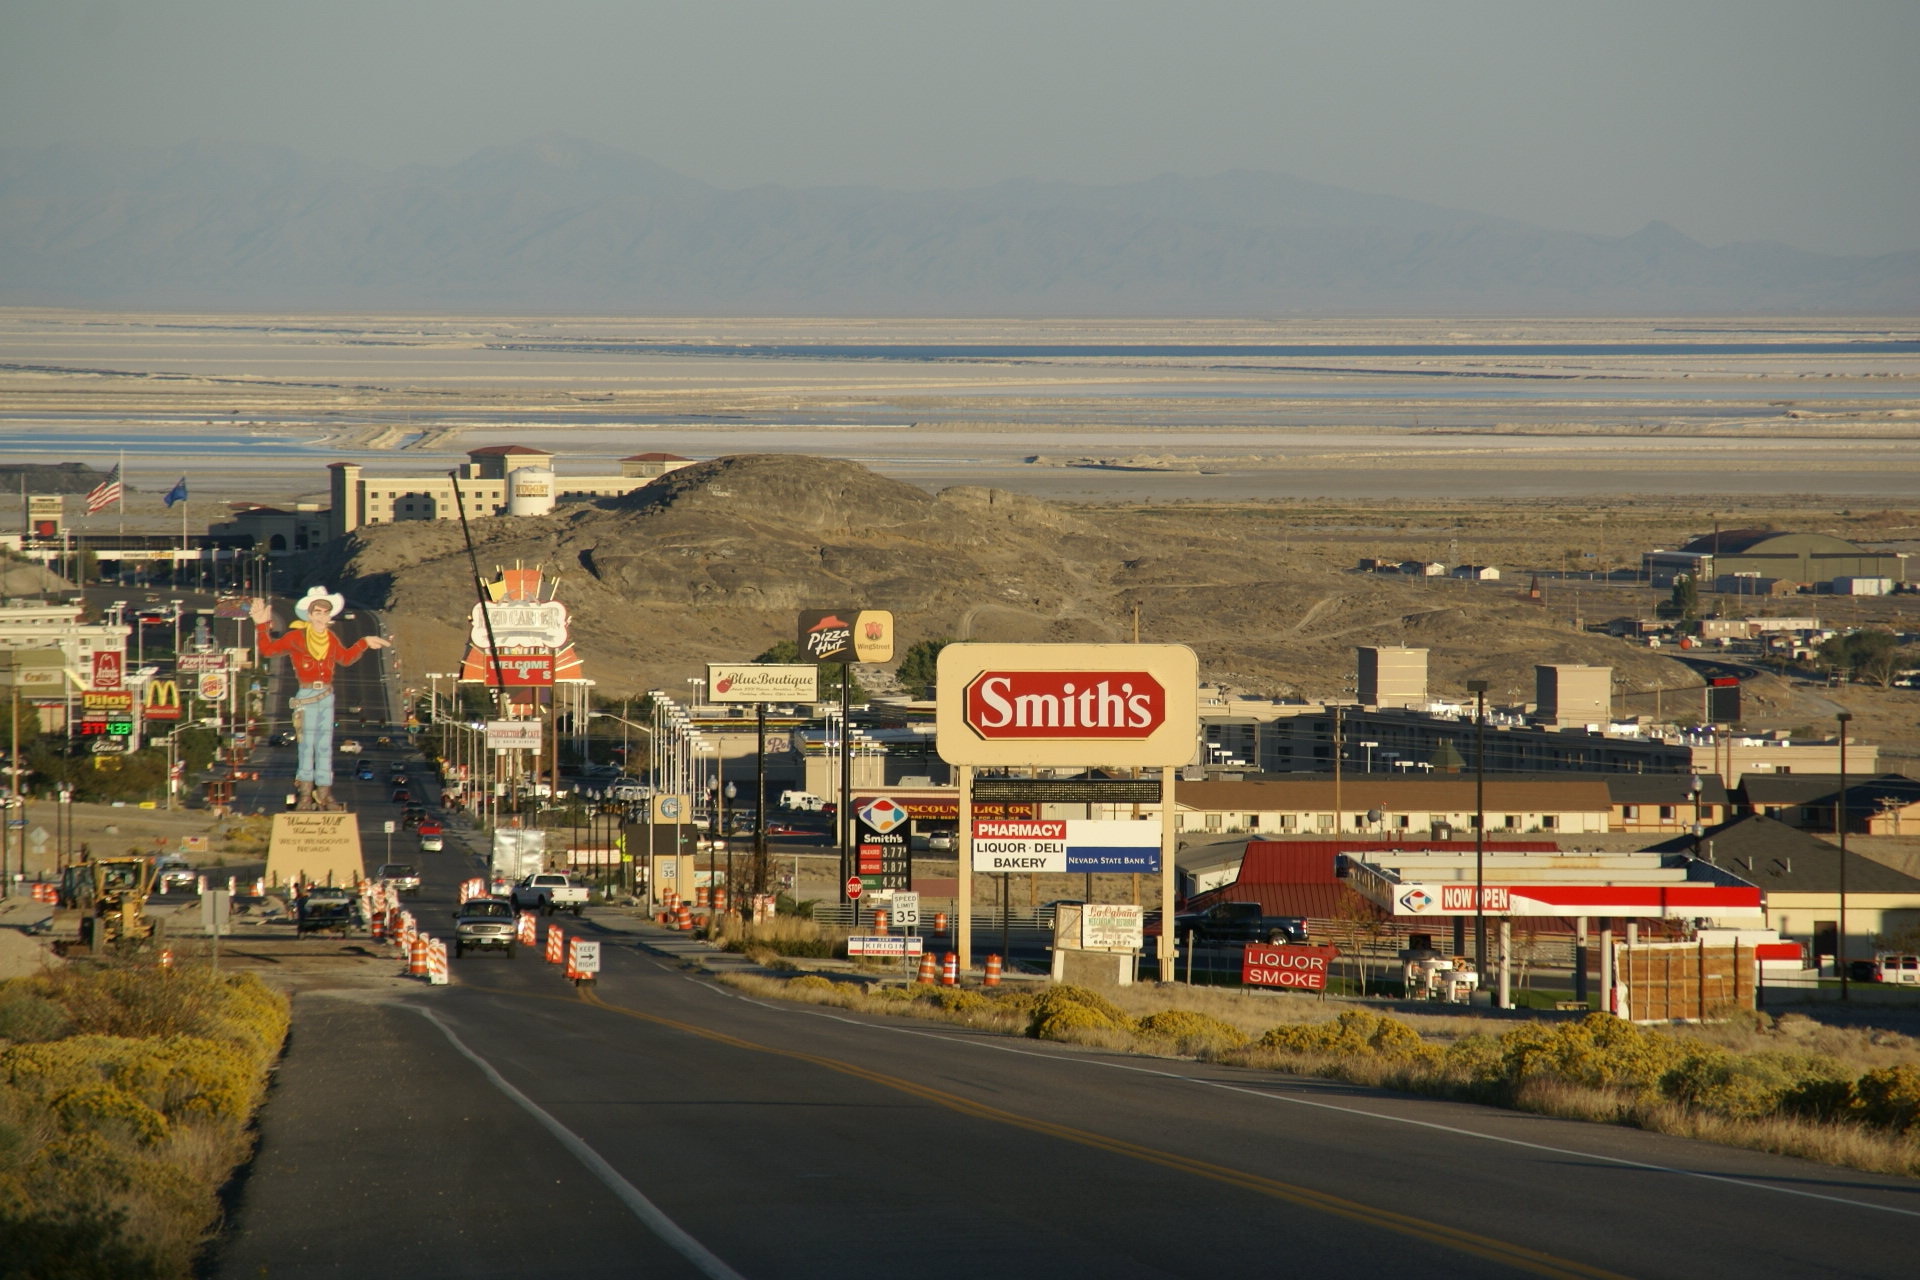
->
[935,643,1197,768]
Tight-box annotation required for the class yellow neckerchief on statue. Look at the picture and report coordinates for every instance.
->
[290,620,333,664]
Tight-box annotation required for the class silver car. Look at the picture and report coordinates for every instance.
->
[454,897,517,958]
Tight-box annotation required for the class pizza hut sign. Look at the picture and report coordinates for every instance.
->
[963,671,1165,740]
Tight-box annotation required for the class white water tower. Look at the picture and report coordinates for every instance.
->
[506,467,556,516]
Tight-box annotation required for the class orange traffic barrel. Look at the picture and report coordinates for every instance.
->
[714,888,728,911]
[545,925,565,964]
[873,910,888,936]
[934,912,948,937]
[985,954,1002,986]
[942,951,959,986]
[409,936,429,977]
[695,885,709,907]
[916,950,938,984]
[674,902,693,932]
[371,910,386,940]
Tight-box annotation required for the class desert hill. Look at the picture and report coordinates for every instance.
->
[295,453,1697,707]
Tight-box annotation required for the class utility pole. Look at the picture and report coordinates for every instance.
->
[1332,704,1343,833]
[1468,678,1489,978]
[1837,710,1852,1002]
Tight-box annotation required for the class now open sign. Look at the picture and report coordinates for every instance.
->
[1242,944,1339,991]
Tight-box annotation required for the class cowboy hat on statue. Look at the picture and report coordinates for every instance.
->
[252,586,391,811]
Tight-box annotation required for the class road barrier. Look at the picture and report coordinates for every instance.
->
[30,883,57,904]
[460,878,487,902]
[916,951,938,984]
[372,910,386,941]
[427,938,449,985]
[517,910,538,947]
[873,910,888,936]
[546,925,565,964]
[985,954,1002,986]
[713,887,728,912]
[409,936,429,977]
[934,911,948,937]
[942,951,959,986]
[695,886,709,907]
[673,902,693,932]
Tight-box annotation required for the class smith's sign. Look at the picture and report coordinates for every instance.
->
[963,671,1165,740]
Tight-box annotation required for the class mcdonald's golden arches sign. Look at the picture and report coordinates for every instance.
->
[144,679,182,721]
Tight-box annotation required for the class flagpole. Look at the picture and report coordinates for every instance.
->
[118,449,125,538]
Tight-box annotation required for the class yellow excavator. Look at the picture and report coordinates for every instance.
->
[73,855,158,949]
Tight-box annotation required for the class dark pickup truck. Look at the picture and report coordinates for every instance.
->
[1173,901,1309,946]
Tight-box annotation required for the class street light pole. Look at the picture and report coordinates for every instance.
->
[1467,679,1489,978]
[1837,710,1852,1002]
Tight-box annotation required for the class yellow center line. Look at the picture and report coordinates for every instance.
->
[515,985,1635,1280]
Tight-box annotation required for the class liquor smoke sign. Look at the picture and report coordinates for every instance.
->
[1243,944,1338,991]
[936,644,1198,768]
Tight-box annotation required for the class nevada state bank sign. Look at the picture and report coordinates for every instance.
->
[935,643,1198,768]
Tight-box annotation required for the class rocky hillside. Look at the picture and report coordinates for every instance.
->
[291,452,1695,703]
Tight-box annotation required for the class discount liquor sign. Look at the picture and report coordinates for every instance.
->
[935,643,1198,768]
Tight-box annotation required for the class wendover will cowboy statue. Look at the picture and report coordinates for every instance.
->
[250,587,391,811]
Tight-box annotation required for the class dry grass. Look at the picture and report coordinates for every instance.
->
[724,968,1920,1179]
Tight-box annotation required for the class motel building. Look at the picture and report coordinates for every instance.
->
[1100,777,1614,838]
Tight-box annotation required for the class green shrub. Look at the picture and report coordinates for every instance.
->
[1852,1065,1920,1134]
[922,988,991,1015]
[1261,1010,1438,1062]
[1029,985,1132,1040]
[786,975,837,993]
[1658,1049,1849,1121]
[0,991,73,1044]
[1134,1010,1249,1054]
[1442,1033,1505,1082]
[1499,1013,1679,1094]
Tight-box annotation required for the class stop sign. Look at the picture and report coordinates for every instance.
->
[845,876,863,900]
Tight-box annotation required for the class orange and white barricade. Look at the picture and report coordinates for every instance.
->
[916,951,938,984]
[873,910,888,936]
[985,954,1002,986]
[460,878,487,903]
[517,910,538,947]
[942,951,959,986]
[673,901,692,932]
[371,910,387,941]
[409,935,429,977]
[545,924,565,964]
[398,911,417,949]
[31,883,57,904]
[934,912,948,937]
[427,939,449,985]
[566,937,601,985]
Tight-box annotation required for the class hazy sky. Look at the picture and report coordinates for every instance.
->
[4,1,1916,256]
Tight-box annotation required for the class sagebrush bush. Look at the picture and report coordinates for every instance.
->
[1261,1010,1439,1063]
[0,965,289,1279]
[1029,985,1133,1040]
[1134,1010,1249,1054]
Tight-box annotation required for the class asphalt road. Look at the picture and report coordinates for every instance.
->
[214,924,1919,1276]
[209,598,1918,1279]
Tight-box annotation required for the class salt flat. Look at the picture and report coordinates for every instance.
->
[2,310,1916,514]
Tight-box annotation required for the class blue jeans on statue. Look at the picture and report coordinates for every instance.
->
[292,684,335,787]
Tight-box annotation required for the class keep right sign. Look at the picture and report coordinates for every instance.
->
[1242,944,1339,991]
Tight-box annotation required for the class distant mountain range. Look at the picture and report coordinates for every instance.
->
[3,134,1914,314]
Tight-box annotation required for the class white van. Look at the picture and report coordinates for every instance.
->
[780,790,826,811]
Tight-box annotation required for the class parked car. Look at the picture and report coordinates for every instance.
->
[510,872,589,916]
[297,887,362,937]
[376,863,421,894]
[454,897,517,958]
[418,822,444,852]
[927,830,956,852]
[1873,952,1920,984]
[1172,901,1309,946]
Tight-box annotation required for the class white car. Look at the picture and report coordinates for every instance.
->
[339,740,363,755]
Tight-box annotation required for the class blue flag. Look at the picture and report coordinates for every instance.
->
[163,477,188,508]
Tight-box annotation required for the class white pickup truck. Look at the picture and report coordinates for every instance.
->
[510,872,589,916]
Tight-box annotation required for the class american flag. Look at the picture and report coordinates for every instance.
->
[85,464,123,514]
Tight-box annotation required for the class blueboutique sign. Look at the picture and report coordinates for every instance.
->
[971,820,1160,873]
